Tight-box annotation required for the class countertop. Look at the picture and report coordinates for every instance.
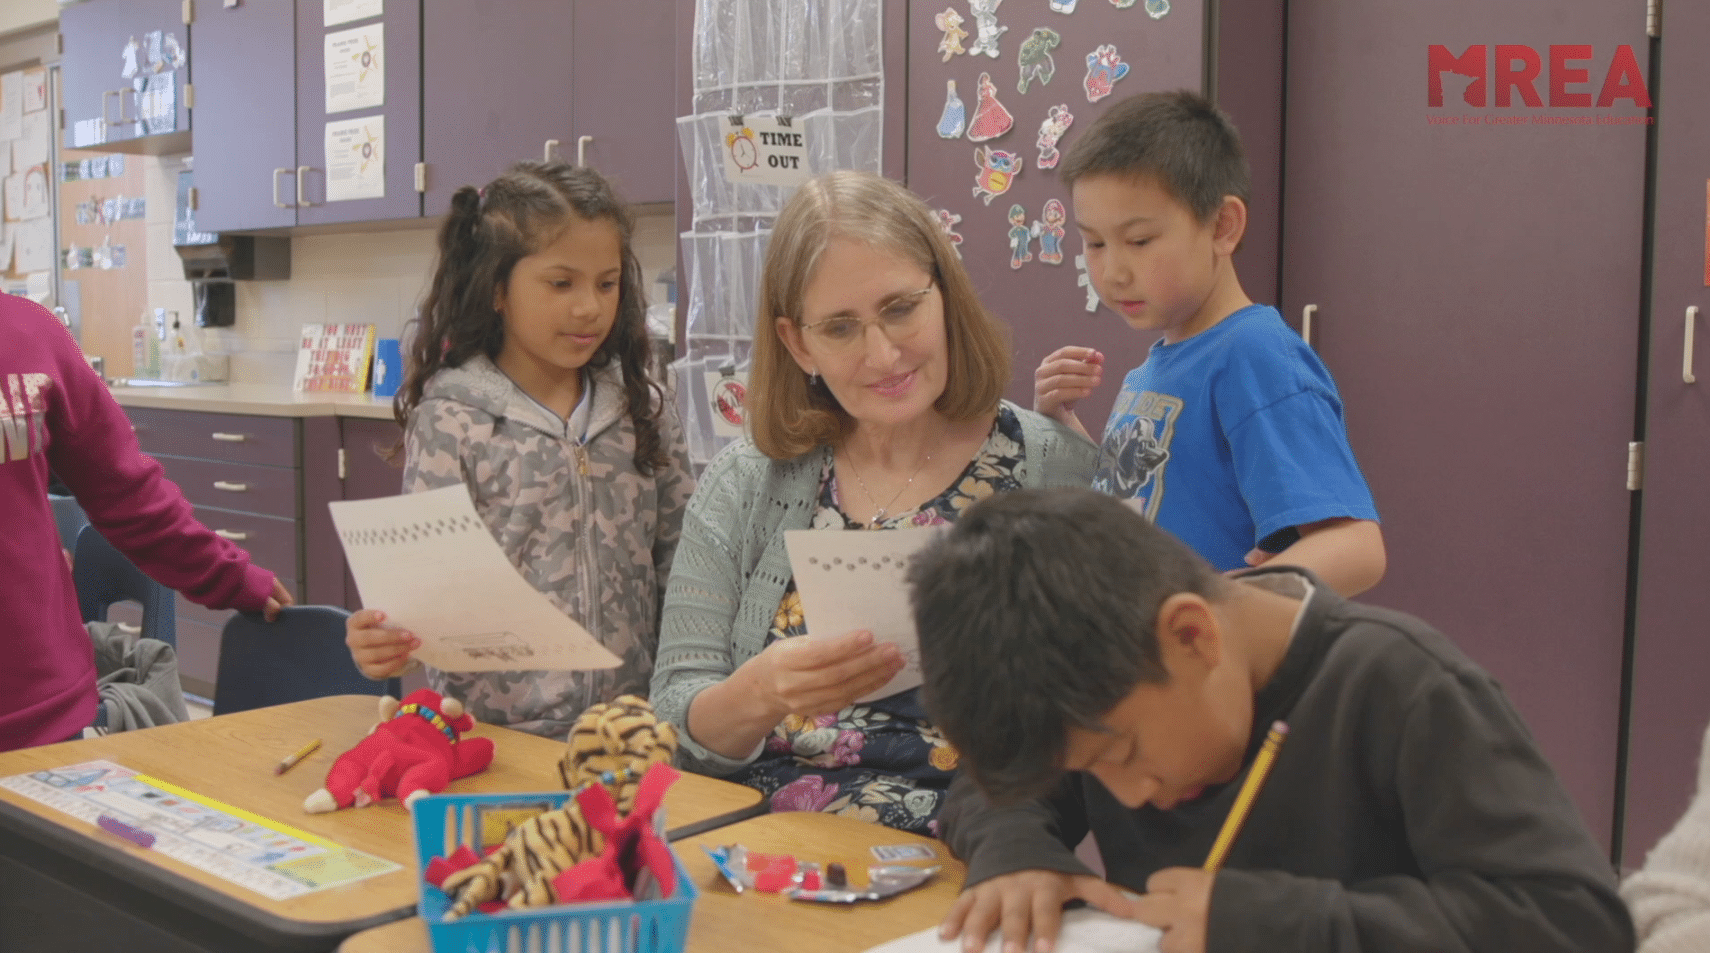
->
[106,382,398,420]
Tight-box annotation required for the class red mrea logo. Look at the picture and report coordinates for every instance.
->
[1428,44,1650,109]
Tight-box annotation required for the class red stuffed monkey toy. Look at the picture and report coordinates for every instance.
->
[303,689,494,813]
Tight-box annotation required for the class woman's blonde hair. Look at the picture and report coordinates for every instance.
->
[749,171,1012,460]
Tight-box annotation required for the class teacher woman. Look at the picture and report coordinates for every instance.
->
[651,171,1096,834]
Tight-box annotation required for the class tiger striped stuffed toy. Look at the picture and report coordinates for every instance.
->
[438,695,678,919]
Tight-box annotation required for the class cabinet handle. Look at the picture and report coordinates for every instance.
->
[1301,304,1317,347]
[1687,306,1699,385]
[213,481,249,492]
[210,432,247,442]
[543,139,560,163]
[100,89,120,126]
[213,529,249,541]
[272,167,296,208]
[577,135,593,166]
[117,88,134,125]
[297,165,312,207]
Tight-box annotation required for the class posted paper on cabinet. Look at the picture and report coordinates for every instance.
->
[0,71,20,141]
[331,485,623,673]
[324,115,385,201]
[324,0,383,27]
[325,23,384,114]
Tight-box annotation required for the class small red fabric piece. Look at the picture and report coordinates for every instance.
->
[549,763,682,903]
[424,845,482,889]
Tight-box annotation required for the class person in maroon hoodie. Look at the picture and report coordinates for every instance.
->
[1,296,291,751]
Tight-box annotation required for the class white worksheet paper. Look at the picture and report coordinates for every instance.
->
[784,525,946,702]
[330,485,621,673]
[323,114,385,201]
[864,909,1161,953]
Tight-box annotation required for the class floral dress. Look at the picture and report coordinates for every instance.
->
[729,406,1026,835]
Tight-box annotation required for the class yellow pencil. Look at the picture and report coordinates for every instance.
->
[274,739,322,776]
[1202,720,1289,873]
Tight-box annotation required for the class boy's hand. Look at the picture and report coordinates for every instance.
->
[1132,868,1213,953]
[1034,347,1104,433]
[752,629,904,719]
[345,608,420,679]
[940,869,1139,953]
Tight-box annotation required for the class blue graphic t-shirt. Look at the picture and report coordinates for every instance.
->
[1092,305,1378,571]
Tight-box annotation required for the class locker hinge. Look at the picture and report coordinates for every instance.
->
[184,82,194,109]
[338,448,347,481]
[1627,441,1644,491]
[55,32,63,55]
[187,186,198,210]
[1648,0,1661,37]
[183,0,194,25]
[413,162,427,193]
[57,107,64,131]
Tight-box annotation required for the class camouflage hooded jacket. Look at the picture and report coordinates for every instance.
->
[403,354,694,739]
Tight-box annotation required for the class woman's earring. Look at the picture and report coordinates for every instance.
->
[807,369,819,386]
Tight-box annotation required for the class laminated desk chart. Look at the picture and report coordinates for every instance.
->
[331,485,622,673]
[0,761,398,900]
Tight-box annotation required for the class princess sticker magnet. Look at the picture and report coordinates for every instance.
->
[1007,204,1034,270]
[1017,28,1061,94]
[1109,0,1137,7]
[937,80,967,139]
[935,7,968,61]
[1034,199,1068,265]
[967,0,1007,58]
[1146,0,1171,17]
[965,72,1014,142]
[1036,104,1075,169]
[1084,44,1131,102]
[936,208,965,258]
[1050,0,1078,11]
[972,146,1023,205]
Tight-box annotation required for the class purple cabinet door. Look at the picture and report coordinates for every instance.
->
[903,0,1206,428]
[572,1,677,205]
[190,0,297,232]
[1621,1,1710,868]
[293,0,422,225]
[60,0,189,149]
[1282,1,1648,849]
[422,0,575,216]
[338,417,406,610]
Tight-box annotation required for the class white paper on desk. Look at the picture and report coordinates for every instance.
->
[784,525,946,702]
[864,909,1161,953]
[329,484,622,673]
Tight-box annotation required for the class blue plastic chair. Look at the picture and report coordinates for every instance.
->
[73,523,176,649]
[213,606,401,716]
[49,494,89,554]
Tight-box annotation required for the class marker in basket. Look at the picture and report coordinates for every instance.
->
[1202,720,1288,873]
[274,739,323,776]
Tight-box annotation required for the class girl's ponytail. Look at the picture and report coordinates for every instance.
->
[394,185,489,435]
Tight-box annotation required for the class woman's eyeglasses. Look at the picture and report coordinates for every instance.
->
[799,282,936,353]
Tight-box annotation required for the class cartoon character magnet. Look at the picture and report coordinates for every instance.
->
[937,80,967,139]
[936,208,966,258]
[1050,0,1078,11]
[1076,252,1100,311]
[1017,28,1061,94]
[1034,199,1068,265]
[967,0,1007,58]
[1084,44,1131,102]
[935,7,968,61]
[1035,104,1075,169]
[1145,0,1171,16]
[972,146,1023,205]
[1007,204,1034,269]
[965,72,1014,142]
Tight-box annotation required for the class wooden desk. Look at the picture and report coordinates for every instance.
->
[339,810,965,953]
[0,695,761,953]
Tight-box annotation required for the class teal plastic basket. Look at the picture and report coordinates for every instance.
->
[412,791,698,953]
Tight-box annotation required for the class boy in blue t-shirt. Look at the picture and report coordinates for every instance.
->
[1035,90,1385,595]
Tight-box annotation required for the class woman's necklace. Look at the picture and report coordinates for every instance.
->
[843,444,935,528]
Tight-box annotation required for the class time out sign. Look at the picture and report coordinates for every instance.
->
[722,114,813,187]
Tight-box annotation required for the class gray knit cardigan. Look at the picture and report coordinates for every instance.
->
[651,401,1098,774]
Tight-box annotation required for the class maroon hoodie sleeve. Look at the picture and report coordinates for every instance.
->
[38,309,275,612]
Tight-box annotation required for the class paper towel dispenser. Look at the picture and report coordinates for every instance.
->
[172,169,290,326]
